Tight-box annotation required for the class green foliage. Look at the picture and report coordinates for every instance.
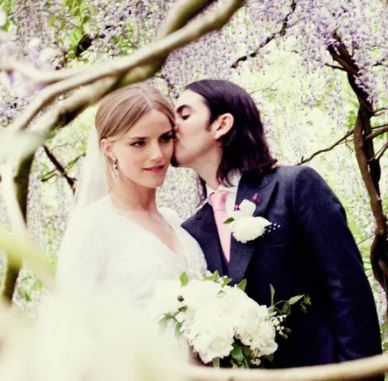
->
[179,271,189,286]
[203,270,232,287]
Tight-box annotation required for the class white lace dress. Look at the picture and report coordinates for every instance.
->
[56,196,207,309]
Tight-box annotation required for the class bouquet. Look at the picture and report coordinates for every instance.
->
[155,272,310,368]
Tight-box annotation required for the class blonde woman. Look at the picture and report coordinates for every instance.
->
[56,84,206,307]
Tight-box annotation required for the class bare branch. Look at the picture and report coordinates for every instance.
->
[298,129,354,164]
[324,63,346,71]
[372,142,388,161]
[0,1,216,85]
[366,125,388,140]
[231,0,297,69]
[42,145,76,193]
[9,0,244,133]
[40,153,84,183]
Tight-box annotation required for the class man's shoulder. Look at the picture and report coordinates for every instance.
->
[264,165,320,185]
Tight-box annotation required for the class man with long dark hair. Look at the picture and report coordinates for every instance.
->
[173,79,382,374]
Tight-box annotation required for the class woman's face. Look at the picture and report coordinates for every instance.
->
[102,109,174,189]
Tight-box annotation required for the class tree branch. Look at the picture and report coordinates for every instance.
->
[42,145,76,193]
[8,0,244,132]
[297,129,354,164]
[366,125,388,140]
[40,153,84,183]
[324,63,346,71]
[372,142,388,161]
[231,0,297,69]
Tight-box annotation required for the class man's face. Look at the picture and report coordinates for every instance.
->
[173,90,216,168]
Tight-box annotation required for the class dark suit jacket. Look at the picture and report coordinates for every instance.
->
[182,166,382,377]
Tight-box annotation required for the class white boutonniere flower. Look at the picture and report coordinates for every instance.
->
[225,199,271,243]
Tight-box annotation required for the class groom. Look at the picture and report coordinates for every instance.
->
[173,79,383,374]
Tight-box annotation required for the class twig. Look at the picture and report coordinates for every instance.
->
[324,63,346,71]
[372,142,388,161]
[42,145,76,193]
[231,0,297,69]
[298,129,354,164]
[366,125,388,140]
[10,0,245,132]
[40,153,84,182]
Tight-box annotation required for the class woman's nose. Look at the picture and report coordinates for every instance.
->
[149,142,163,161]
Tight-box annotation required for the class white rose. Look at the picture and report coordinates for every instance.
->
[238,200,256,216]
[184,301,234,363]
[181,280,222,310]
[229,216,271,243]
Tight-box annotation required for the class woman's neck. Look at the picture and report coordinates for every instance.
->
[109,181,157,214]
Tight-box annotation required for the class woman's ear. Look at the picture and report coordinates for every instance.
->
[100,138,114,160]
[214,113,234,140]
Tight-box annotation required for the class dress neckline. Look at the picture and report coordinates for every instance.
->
[100,196,187,259]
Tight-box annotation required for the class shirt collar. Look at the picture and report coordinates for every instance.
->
[206,172,241,200]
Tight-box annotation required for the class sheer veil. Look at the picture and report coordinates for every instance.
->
[72,128,109,212]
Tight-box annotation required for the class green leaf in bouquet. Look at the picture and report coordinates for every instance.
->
[287,294,304,305]
[300,295,312,313]
[281,303,291,316]
[180,272,189,287]
[231,343,244,363]
[237,279,247,291]
[242,346,252,357]
[177,305,188,313]
[223,217,235,224]
[221,276,232,287]
[270,284,276,306]
[212,358,220,368]
[175,321,183,336]
[158,315,170,330]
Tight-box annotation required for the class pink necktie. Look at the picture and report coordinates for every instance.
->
[209,190,231,262]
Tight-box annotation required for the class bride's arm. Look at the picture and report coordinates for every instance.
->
[56,209,105,296]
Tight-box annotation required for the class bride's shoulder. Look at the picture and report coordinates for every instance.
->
[67,197,110,227]
[158,207,183,227]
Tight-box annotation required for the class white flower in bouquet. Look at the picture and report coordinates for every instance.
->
[157,272,309,368]
[184,300,234,363]
[181,279,222,310]
[226,200,271,243]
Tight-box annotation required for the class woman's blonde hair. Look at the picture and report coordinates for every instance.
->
[96,83,175,141]
[95,84,175,186]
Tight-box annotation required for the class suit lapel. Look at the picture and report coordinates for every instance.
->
[227,172,278,283]
[192,203,227,276]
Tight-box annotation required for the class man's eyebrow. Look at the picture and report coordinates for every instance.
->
[175,104,191,113]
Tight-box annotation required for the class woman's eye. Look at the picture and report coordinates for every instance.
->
[181,114,190,120]
[131,141,145,147]
[160,133,174,143]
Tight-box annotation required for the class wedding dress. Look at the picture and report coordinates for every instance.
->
[56,195,207,308]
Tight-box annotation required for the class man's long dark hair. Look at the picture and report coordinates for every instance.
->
[185,79,277,187]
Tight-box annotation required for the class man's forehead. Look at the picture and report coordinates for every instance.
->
[175,91,204,110]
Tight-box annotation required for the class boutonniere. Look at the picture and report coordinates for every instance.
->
[224,199,271,243]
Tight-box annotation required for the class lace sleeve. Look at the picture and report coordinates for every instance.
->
[56,207,105,296]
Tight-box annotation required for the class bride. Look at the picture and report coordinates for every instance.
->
[56,84,207,308]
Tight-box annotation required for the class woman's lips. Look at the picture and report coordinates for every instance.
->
[143,165,165,173]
